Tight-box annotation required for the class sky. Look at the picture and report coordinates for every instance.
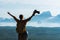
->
[0,0,60,27]
[0,0,60,18]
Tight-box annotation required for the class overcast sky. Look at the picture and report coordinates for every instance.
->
[0,0,60,18]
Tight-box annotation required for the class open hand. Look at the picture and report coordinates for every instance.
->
[33,10,40,16]
[7,12,10,14]
[7,12,13,16]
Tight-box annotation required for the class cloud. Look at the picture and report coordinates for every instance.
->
[0,0,60,7]
[1,22,60,27]
[1,0,60,10]
[0,0,60,9]
[27,22,60,27]
[0,8,34,18]
[0,22,16,26]
[0,0,60,17]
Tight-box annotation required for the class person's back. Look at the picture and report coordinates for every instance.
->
[16,20,28,33]
[16,20,28,40]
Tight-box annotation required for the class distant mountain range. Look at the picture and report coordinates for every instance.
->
[0,11,60,23]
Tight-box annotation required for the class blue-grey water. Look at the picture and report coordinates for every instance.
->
[0,26,60,40]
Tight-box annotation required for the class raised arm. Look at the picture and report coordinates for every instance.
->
[7,12,18,22]
[25,10,40,21]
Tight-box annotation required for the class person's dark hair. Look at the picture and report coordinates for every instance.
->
[19,14,23,20]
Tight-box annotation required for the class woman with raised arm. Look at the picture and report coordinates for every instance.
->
[8,10,40,40]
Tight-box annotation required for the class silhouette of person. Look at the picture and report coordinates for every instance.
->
[7,10,40,40]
